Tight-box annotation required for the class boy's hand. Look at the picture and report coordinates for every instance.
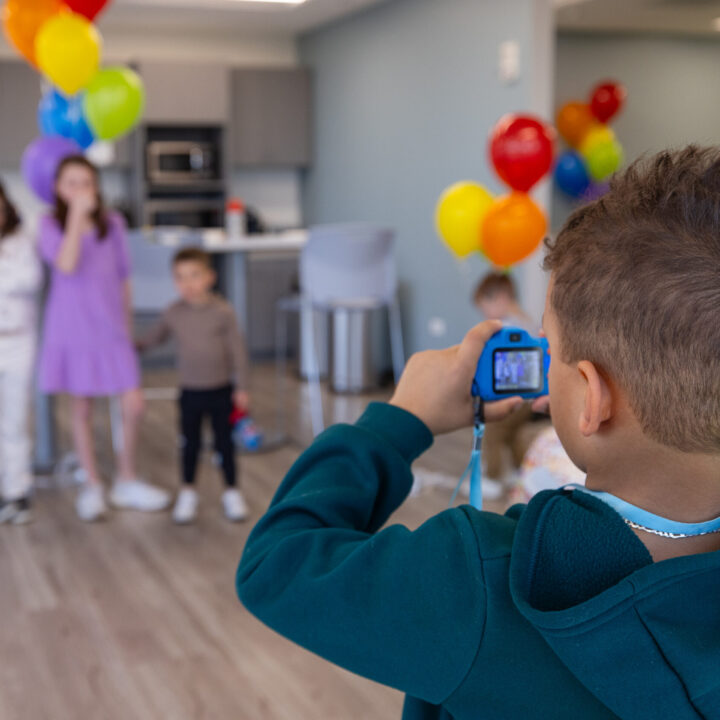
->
[234,391,250,412]
[531,395,550,414]
[389,320,524,435]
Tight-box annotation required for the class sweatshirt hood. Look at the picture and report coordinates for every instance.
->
[509,489,720,720]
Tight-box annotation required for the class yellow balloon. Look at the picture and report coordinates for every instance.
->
[35,10,101,96]
[579,124,616,156]
[435,182,495,258]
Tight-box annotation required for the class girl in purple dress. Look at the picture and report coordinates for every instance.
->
[38,156,169,521]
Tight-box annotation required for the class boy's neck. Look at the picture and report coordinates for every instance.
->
[185,292,213,307]
[585,432,720,561]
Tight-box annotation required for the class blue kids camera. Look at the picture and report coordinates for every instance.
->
[472,327,549,401]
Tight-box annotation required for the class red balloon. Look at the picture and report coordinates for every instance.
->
[489,114,555,193]
[589,81,626,124]
[62,0,110,20]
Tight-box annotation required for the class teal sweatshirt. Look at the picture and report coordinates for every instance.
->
[237,403,720,719]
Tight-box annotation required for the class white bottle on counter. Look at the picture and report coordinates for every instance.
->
[226,198,246,240]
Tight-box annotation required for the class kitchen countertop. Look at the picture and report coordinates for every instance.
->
[128,227,308,253]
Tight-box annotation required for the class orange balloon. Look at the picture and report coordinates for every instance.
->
[556,101,595,148]
[482,193,547,267]
[2,0,63,66]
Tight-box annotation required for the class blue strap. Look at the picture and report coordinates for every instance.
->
[566,483,720,537]
[449,423,485,511]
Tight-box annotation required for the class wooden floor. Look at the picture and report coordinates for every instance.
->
[0,365,509,720]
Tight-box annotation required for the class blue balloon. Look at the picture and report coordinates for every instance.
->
[38,90,95,150]
[554,150,591,198]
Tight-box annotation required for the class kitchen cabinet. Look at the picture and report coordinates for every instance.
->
[139,62,230,124]
[0,61,42,168]
[246,252,299,358]
[113,132,135,169]
[231,69,312,167]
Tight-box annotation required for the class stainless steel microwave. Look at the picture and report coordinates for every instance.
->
[146,141,221,186]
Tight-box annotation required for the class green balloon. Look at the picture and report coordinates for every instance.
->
[83,67,145,141]
[583,138,624,181]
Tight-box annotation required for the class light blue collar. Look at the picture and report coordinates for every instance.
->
[566,484,720,539]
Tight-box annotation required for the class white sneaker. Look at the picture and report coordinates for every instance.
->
[222,488,249,522]
[76,484,107,522]
[173,487,198,524]
[0,497,33,525]
[110,479,170,512]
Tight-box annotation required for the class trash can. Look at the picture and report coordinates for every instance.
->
[330,302,381,393]
[299,305,329,380]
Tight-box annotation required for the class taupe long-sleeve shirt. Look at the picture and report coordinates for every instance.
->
[139,294,248,390]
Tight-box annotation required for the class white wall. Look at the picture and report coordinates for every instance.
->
[553,31,720,231]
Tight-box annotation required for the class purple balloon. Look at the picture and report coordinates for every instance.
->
[21,136,81,203]
[582,181,610,203]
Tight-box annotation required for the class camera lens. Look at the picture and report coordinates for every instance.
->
[509,332,521,342]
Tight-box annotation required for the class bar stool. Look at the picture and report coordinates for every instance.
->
[275,224,405,438]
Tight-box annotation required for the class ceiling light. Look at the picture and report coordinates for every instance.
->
[225,0,307,4]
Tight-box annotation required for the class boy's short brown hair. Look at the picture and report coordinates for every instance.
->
[173,247,213,270]
[544,146,720,453]
[473,272,517,304]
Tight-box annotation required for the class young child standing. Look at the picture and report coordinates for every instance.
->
[0,183,41,524]
[138,247,250,524]
[237,148,720,719]
[39,156,170,522]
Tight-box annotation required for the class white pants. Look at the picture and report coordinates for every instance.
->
[0,333,36,501]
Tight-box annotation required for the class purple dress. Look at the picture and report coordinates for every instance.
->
[38,212,140,396]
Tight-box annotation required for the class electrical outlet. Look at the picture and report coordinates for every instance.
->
[498,40,520,85]
[428,317,447,338]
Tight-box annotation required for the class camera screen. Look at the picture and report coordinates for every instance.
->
[493,349,543,393]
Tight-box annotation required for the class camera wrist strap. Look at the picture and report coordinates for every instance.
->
[449,398,485,511]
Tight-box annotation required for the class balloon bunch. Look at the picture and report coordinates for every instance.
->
[2,0,146,201]
[554,81,626,200]
[436,114,555,268]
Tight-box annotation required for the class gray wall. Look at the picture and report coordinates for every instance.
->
[300,0,553,354]
[553,31,720,230]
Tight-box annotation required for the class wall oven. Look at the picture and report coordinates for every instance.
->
[144,199,225,229]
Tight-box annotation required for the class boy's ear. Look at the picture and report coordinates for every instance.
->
[576,360,613,437]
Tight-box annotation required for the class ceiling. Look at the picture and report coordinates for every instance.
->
[99,0,388,34]
[556,0,720,36]
[96,0,720,38]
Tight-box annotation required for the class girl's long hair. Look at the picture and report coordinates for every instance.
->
[0,182,21,242]
[53,155,108,240]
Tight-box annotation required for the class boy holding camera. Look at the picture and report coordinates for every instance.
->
[237,148,720,719]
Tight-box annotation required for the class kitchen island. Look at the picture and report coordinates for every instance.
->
[128,227,308,338]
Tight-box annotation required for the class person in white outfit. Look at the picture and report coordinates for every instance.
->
[0,183,42,524]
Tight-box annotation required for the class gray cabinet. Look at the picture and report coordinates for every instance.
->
[0,62,42,168]
[246,253,299,358]
[113,132,134,168]
[231,69,312,167]
[139,62,229,124]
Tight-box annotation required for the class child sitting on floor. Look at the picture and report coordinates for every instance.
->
[138,247,251,524]
[237,147,720,719]
[473,271,548,499]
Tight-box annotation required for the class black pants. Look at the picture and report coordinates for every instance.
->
[179,385,237,487]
